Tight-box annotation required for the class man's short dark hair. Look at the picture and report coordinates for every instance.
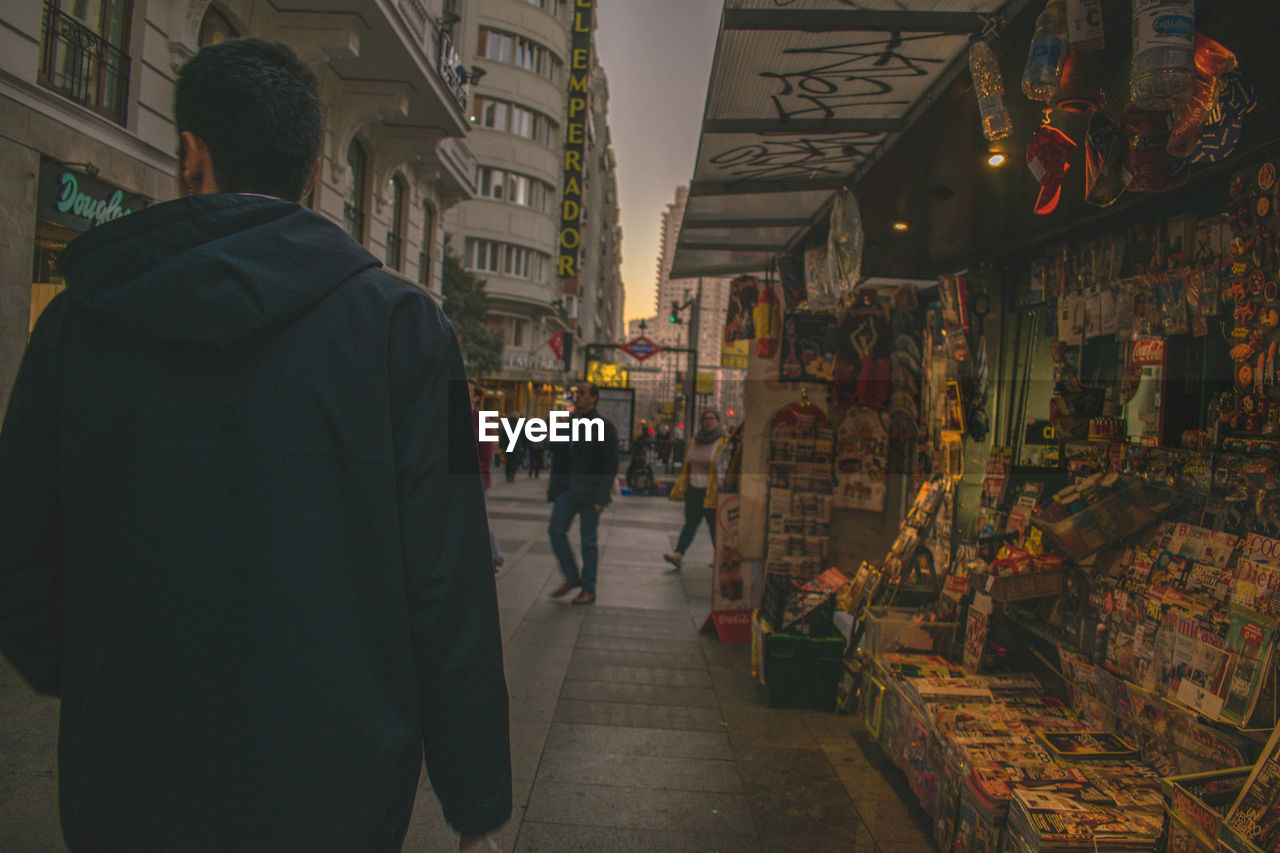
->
[174,38,323,201]
[577,382,599,400]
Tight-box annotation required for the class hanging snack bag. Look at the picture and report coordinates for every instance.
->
[1085,111,1131,207]
[1168,35,1238,158]
[1124,106,1185,192]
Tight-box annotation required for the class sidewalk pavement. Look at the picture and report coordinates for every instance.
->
[0,467,938,852]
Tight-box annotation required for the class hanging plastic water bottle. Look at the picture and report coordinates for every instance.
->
[1022,0,1068,102]
[1130,0,1195,110]
[969,34,1012,141]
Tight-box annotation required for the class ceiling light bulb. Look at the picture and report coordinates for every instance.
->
[987,152,1007,167]
[892,221,909,232]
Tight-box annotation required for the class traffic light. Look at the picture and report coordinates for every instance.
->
[677,422,685,431]
[669,301,681,323]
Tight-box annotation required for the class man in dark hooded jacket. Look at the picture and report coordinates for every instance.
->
[0,38,510,851]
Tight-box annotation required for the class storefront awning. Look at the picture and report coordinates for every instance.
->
[670,0,1027,280]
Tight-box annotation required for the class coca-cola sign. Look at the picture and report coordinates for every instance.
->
[1131,338,1166,366]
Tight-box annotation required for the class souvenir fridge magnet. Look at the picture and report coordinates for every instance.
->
[1258,162,1276,191]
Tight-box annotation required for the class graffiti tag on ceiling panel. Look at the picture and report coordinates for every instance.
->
[760,33,949,121]
[708,132,882,181]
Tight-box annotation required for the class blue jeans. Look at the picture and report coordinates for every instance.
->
[548,490,600,592]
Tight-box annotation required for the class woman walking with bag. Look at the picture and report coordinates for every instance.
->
[663,411,727,570]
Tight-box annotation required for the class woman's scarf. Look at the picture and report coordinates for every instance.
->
[694,424,725,445]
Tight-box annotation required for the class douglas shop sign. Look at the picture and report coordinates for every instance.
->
[37,157,148,231]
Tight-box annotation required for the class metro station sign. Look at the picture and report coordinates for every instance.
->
[621,336,662,362]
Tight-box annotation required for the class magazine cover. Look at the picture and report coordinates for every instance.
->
[1037,730,1140,759]
[1222,607,1277,726]
[1221,722,1280,853]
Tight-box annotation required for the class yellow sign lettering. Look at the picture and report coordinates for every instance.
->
[564,176,581,197]
[569,98,586,119]
[562,199,580,221]
[574,12,590,32]
[568,74,589,93]
[558,255,576,277]
[564,150,581,172]
[573,48,589,69]
[560,228,580,249]
[568,123,584,144]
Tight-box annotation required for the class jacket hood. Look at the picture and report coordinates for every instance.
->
[58,194,381,348]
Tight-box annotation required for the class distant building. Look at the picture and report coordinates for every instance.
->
[1,0,476,412]
[649,186,743,430]
[447,0,623,417]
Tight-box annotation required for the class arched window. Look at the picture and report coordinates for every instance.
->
[386,173,407,271]
[344,139,367,241]
[419,200,437,287]
[198,5,238,46]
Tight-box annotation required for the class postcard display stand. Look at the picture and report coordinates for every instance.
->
[852,273,1280,849]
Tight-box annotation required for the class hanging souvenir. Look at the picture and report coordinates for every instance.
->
[826,188,864,304]
[833,297,893,408]
[779,312,841,383]
[1084,111,1130,207]
[1026,123,1076,215]
[776,255,807,312]
[754,283,780,358]
[1167,35,1237,159]
[833,408,890,512]
[724,275,759,345]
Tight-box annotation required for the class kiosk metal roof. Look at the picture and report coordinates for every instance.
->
[670,0,1026,279]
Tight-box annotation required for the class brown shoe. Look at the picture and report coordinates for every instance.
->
[571,590,597,605]
[549,579,581,598]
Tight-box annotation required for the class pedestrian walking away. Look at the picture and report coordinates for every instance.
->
[527,441,545,478]
[504,430,524,482]
[0,38,510,852]
[664,410,729,570]
[546,382,620,605]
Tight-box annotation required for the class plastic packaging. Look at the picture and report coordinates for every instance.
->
[1167,34,1237,157]
[1130,0,1195,110]
[1066,0,1104,52]
[825,188,863,305]
[1022,0,1068,102]
[969,34,1012,141]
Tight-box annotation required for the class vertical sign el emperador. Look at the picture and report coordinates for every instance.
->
[558,0,593,287]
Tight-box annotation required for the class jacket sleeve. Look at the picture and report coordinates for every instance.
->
[388,294,511,837]
[0,297,68,696]
[595,419,620,507]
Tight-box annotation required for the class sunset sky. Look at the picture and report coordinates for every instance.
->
[595,0,722,324]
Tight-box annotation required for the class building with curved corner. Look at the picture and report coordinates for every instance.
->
[448,0,623,417]
[1,0,477,412]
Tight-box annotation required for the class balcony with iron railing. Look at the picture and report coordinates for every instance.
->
[393,0,467,111]
[38,2,131,125]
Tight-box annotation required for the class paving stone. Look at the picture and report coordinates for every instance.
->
[535,750,742,793]
[515,821,761,852]
[564,664,712,688]
[543,723,734,761]
[569,647,706,671]
[559,680,718,709]
[553,699,724,732]
[574,633,703,655]
[756,816,878,853]
[523,781,754,834]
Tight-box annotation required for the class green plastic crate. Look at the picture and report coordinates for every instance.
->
[764,631,846,711]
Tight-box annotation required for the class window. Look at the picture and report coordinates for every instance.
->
[386,173,407,271]
[198,5,237,46]
[419,201,436,286]
[39,0,133,124]
[471,97,556,146]
[476,166,553,213]
[518,0,558,16]
[344,139,367,241]
[479,28,560,81]
[464,238,549,282]
[486,316,528,348]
